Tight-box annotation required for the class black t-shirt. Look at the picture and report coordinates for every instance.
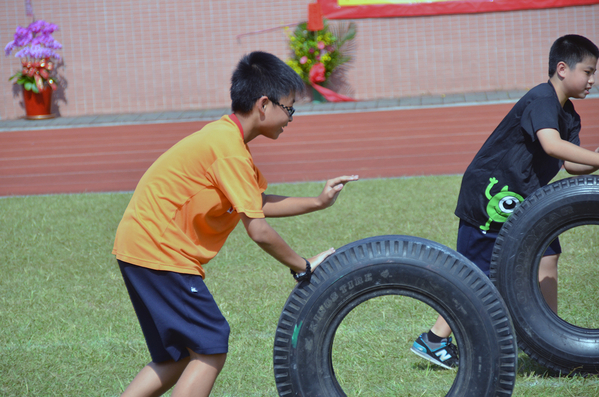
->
[455,81,581,232]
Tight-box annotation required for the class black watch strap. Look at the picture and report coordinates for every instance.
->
[290,258,312,282]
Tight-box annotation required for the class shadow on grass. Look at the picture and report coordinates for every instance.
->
[517,353,558,377]
[411,352,581,378]
[517,352,598,379]
[411,361,455,372]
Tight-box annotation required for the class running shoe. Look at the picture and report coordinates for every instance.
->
[410,332,459,369]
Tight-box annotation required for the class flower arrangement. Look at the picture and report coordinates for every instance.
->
[5,20,62,93]
[286,20,356,88]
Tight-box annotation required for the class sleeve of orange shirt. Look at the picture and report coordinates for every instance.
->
[208,155,268,218]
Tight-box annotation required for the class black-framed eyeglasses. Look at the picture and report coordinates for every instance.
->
[269,99,295,117]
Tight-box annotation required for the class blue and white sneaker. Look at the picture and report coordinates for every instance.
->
[410,332,459,369]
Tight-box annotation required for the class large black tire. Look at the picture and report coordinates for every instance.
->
[274,235,517,396]
[491,175,599,374]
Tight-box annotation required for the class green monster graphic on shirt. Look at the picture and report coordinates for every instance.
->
[480,177,524,232]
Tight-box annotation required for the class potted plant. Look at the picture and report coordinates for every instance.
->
[286,19,356,102]
[5,20,62,119]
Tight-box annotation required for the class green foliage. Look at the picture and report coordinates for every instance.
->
[286,20,356,86]
[1,174,598,396]
[8,71,40,92]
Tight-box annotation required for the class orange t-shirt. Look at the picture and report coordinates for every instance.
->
[112,115,267,278]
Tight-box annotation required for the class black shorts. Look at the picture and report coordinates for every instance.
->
[456,220,561,276]
[118,260,230,362]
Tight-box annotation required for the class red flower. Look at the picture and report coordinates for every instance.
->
[34,74,43,91]
[309,62,326,84]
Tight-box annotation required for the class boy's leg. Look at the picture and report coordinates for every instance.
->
[410,220,489,369]
[171,350,227,397]
[427,220,494,341]
[121,357,190,397]
[119,261,230,395]
[431,315,452,339]
[412,313,458,369]
[539,254,559,314]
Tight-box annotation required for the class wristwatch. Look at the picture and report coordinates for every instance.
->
[291,258,312,282]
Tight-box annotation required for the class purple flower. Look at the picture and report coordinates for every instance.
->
[32,34,62,50]
[25,0,33,16]
[13,26,33,47]
[15,45,60,60]
[5,20,61,60]
[5,41,16,56]
[29,20,58,35]
[6,19,62,90]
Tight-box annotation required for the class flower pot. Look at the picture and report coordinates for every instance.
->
[23,86,55,119]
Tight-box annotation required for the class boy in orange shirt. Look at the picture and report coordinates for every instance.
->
[113,51,358,396]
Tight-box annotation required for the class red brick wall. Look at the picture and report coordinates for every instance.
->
[1,1,597,119]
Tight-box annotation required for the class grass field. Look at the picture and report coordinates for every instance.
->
[1,174,598,396]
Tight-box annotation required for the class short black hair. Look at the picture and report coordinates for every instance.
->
[548,34,599,77]
[230,51,305,114]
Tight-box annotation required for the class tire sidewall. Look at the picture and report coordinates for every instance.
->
[275,235,517,396]
[491,176,599,373]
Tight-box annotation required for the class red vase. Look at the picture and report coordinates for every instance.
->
[23,86,54,119]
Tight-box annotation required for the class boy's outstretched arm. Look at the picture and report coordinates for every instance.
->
[240,214,335,273]
[262,175,359,218]
[537,128,599,174]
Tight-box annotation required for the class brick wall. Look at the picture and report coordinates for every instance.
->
[1,1,597,119]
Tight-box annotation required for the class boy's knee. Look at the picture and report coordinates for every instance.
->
[210,353,227,371]
[540,254,559,269]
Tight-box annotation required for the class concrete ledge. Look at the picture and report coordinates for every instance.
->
[3,88,598,132]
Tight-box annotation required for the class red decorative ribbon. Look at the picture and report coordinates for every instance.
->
[309,62,355,102]
[22,58,57,91]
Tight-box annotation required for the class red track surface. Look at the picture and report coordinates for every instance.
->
[1,99,598,197]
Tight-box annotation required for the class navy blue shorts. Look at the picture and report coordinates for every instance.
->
[118,260,230,363]
[456,220,561,276]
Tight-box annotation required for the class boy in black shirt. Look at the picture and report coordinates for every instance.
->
[411,34,599,369]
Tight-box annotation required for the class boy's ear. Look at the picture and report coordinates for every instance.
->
[556,61,569,79]
[255,96,269,115]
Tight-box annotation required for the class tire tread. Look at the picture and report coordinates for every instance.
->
[274,235,517,396]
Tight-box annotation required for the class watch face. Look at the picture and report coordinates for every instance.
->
[294,271,311,282]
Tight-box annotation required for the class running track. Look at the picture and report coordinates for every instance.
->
[1,99,598,197]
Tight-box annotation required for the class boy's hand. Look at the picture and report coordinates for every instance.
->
[309,247,336,271]
[318,175,359,208]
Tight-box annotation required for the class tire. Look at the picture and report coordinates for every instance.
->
[274,235,517,396]
[490,175,599,374]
